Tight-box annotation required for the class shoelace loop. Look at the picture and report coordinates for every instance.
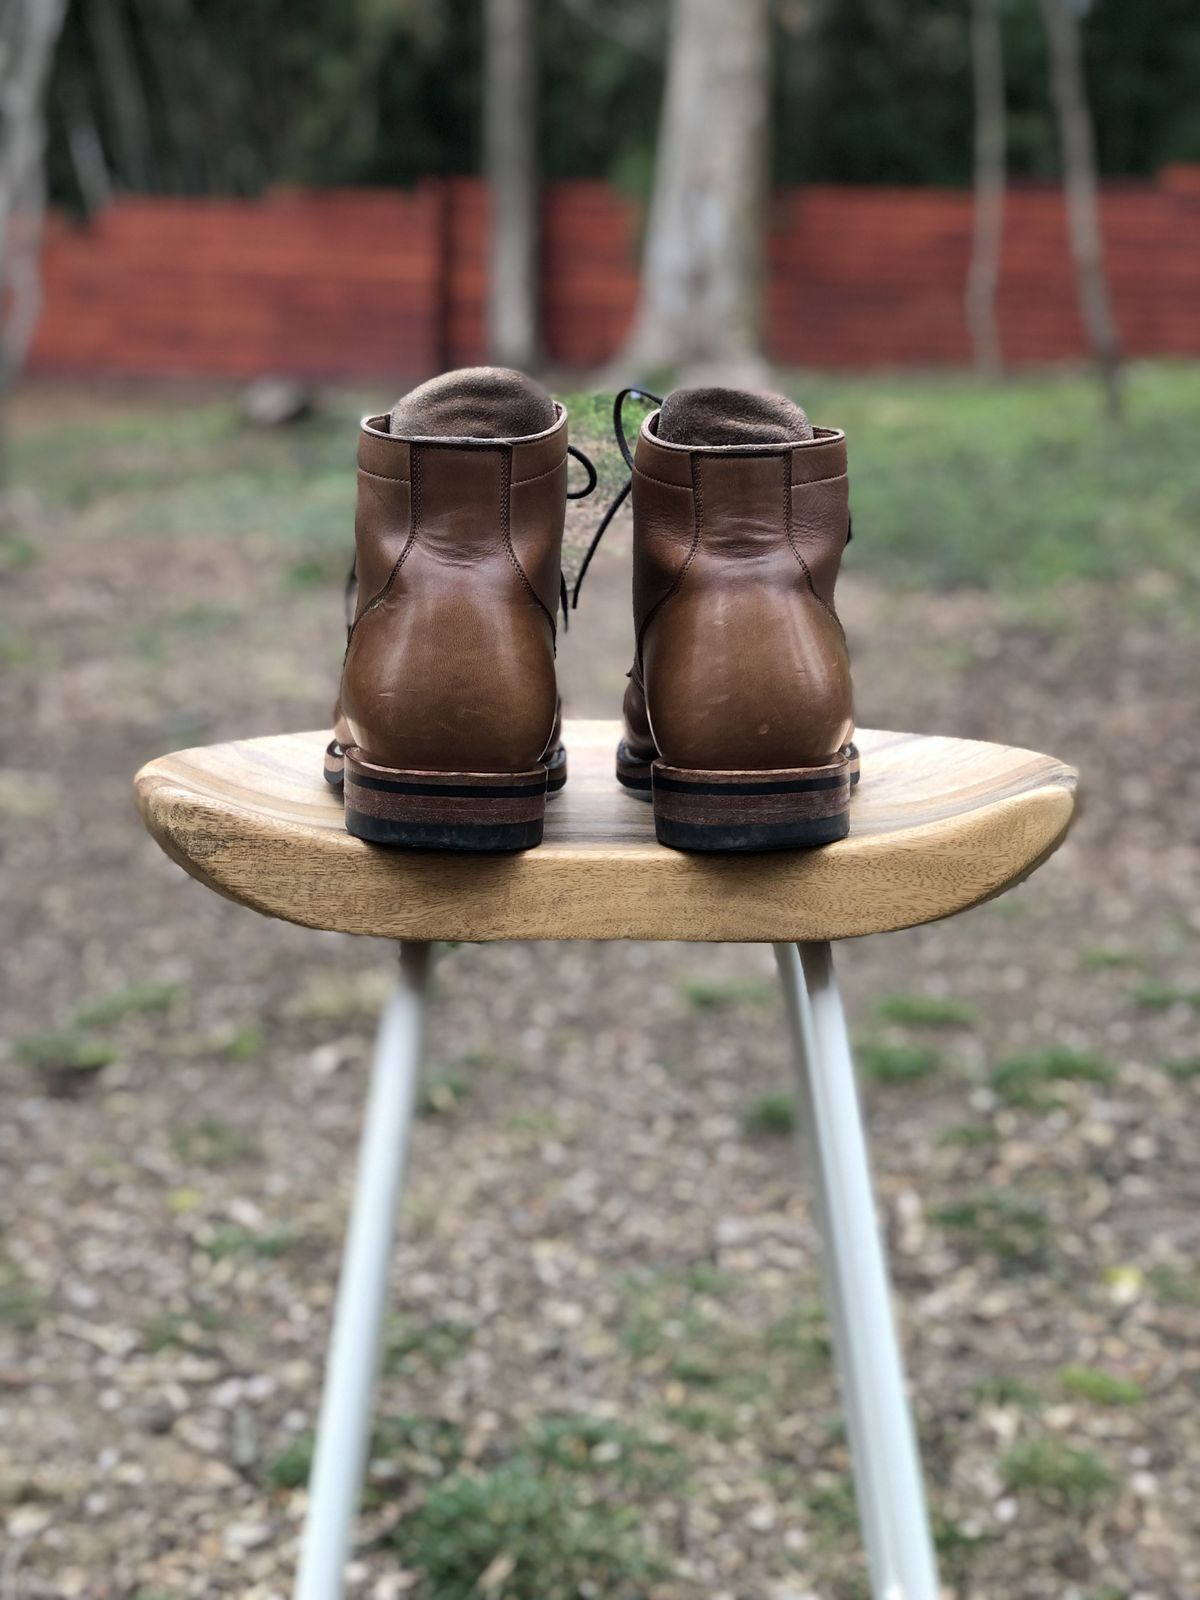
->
[566,443,597,499]
[559,443,602,627]
[571,386,663,610]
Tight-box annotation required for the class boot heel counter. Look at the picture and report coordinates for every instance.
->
[643,585,853,772]
[341,581,558,774]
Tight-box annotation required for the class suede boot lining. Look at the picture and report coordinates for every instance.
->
[657,386,814,447]
[389,366,557,440]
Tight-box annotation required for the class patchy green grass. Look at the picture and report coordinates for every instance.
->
[939,1120,998,1148]
[14,983,188,1091]
[679,975,775,1011]
[740,1091,796,1137]
[621,1268,830,1435]
[0,1254,47,1332]
[764,1304,833,1364]
[1147,1264,1200,1307]
[141,1305,224,1353]
[795,362,1200,593]
[269,1420,461,1492]
[355,1411,675,1600]
[934,1189,1050,1268]
[0,530,38,573]
[266,1434,316,1491]
[999,1437,1116,1507]
[660,1402,739,1442]
[75,982,182,1027]
[504,1106,562,1137]
[383,1316,475,1375]
[202,1223,295,1261]
[807,1474,860,1541]
[972,1374,1043,1411]
[387,1459,661,1600]
[857,1039,941,1085]
[268,1398,681,1600]
[873,993,976,1028]
[525,1416,681,1488]
[219,1022,265,1061]
[1129,978,1200,1012]
[681,1262,731,1295]
[933,1511,993,1585]
[14,1028,118,1089]
[0,623,58,672]
[988,1046,1115,1109]
[1060,1365,1145,1407]
[418,1070,473,1116]
[171,1116,261,1169]
[1078,944,1147,973]
[370,1414,466,1483]
[1161,1056,1200,1081]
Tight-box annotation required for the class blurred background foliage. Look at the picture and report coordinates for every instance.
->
[46,0,1200,210]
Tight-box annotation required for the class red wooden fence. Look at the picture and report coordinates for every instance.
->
[29,170,1200,378]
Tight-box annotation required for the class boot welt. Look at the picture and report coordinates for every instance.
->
[328,743,567,853]
[617,741,860,852]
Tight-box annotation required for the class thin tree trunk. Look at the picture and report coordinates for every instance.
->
[64,86,114,216]
[966,0,1006,376]
[0,0,69,446]
[484,0,540,370]
[134,0,210,194]
[86,0,155,191]
[619,0,771,383]
[1038,0,1122,418]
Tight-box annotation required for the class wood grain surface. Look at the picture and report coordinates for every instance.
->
[134,722,1077,943]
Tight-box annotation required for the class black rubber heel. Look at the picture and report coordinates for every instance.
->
[651,749,854,853]
[338,748,556,853]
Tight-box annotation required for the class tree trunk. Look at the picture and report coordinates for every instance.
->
[619,0,771,384]
[86,0,155,192]
[965,0,1006,376]
[0,0,69,441]
[1038,0,1122,418]
[484,0,540,370]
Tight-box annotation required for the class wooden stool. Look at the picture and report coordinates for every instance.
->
[136,721,1077,1600]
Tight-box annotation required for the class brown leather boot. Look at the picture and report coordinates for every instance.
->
[325,368,573,851]
[613,386,858,851]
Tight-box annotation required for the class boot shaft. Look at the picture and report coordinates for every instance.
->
[629,410,854,772]
[340,405,567,774]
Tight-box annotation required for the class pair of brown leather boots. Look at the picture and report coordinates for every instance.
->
[326,367,857,854]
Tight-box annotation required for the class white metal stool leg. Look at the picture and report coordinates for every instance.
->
[773,941,940,1600]
[294,941,433,1600]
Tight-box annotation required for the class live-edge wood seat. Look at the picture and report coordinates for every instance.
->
[134,721,1077,943]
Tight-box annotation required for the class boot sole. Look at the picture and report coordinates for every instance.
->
[325,742,567,852]
[617,741,860,853]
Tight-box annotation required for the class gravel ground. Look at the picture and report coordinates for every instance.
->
[1,385,1198,1600]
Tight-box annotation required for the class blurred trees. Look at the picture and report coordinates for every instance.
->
[484,0,539,367]
[620,0,770,379]
[44,0,1200,210]
[1,0,67,459]
[962,0,1123,409]
[966,0,1006,375]
[48,0,482,203]
[1039,0,1122,418]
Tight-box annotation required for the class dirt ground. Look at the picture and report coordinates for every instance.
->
[1,381,1198,1600]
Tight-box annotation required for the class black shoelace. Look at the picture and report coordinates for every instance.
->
[559,442,600,629]
[570,387,663,612]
